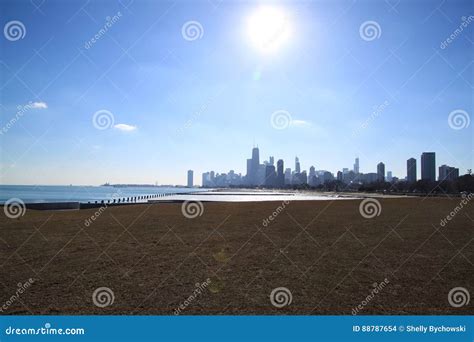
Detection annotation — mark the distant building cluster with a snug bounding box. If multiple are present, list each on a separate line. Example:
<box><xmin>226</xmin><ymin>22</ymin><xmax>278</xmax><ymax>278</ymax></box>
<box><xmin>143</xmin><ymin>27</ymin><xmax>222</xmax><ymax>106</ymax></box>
<box><xmin>187</xmin><ymin>147</ymin><xmax>462</xmax><ymax>188</ymax></box>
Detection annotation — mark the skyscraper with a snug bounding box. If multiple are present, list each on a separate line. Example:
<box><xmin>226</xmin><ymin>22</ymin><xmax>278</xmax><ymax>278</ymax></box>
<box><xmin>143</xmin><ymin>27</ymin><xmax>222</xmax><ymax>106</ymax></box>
<box><xmin>295</xmin><ymin>156</ymin><xmax>301</xmax><ymax>174</ymax></box>
<box><xmin>246</xmin><ymin>147</ymin><xmax>260</xmax><ymax>186</ymax></box>
<box><xmin>421</xmin><ymin>152</ymin><xmax>436</xmax><ymax>182</ymax></box>
<box><xmin>439</xmin><ymin>165</ymin><xmax>459</xmax><ymax>181</ymax></box>
<box><xmin>387</xmin><ymin>171</ymin><xmax>393</xmax><ymax>182</ymax></box>
<box><xmin>187</xmin><ymin>170</ymin><xmax>194</xmax><ymax>187</ymax></box>
<box><xmin>265</xmin><ymin>164</ymin><xmax>276</xmax><ymax>187</ymax></box>
<box><xmin>276</xmin><ymin>159</ymin><xmax>284</xmax><ymax>187</ymax></box>
<box><xmin>407</xmin><ymin>158</ymin><xmax>417</xmax><ymax>183</ymax></box>
<box><xmin>202</xmin><ymin>172</ymin><xmax>210</xmax><ymax>187</ymax></box>
<box><xmin>252</xmin><ymin>147</ymin><xmax>260</xmax><ymax>165</ymax></box>
<box><xmin>377</xmin><ymin>162</ymin><xmax>385</xmax><ymax>182</ymax></box>
<box><xmin>354</xmin><ymin>157</ymin><xmax>359</xmax><ymax>174</ymax></box>
<box><xmin>284</xmin><ymin>168</ymin><xmax>292</xmax><ymax>185</ymax></box>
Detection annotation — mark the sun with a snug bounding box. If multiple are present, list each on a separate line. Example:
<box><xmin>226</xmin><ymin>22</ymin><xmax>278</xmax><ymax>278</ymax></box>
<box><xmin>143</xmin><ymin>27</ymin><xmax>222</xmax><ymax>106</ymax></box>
<box><xmin>246</xmin><ymin>6</ymin><xmax>291</xmax><ymax>54</ymax></box>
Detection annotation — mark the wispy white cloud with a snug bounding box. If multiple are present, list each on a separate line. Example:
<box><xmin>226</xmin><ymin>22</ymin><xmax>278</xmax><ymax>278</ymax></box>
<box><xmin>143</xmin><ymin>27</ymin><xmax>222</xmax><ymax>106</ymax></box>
<box><xmin>30</xmin><ymin>101</ymin><xmax>48</xmax><ymax>109</ymax></box>
<box><xmin>114</xmin><ymin>123</ymin><xmax>137</xmax><ymax>132</ymax></box>
<box><xmin>290</xmin><ymin>119</ymin><xmax>312</xmax><ymax>127</ymax></box>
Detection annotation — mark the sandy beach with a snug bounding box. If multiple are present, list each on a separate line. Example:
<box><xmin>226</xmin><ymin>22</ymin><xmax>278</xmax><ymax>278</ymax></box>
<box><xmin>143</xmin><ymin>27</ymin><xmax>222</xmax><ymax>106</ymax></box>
<box><xmin>0</xmin><ymin>197</ymin><xmax>472</xmax><ymax>315</ymax></box>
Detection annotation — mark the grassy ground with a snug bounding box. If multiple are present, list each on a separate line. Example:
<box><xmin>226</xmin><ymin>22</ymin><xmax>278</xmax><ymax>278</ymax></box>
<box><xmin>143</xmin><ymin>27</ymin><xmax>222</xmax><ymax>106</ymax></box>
<box><xmin>0</xmin><ymin>198</ymin><xmax>472</xmax><ymax>315</ymax></box>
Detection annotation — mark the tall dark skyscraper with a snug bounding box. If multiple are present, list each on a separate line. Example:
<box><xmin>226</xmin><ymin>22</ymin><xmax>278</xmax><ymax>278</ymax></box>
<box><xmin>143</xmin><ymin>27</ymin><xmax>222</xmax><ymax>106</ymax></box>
<box><xmin>377</xmin><ymin>162</ymin><xmax>385</xmax><ymax>182</ymax></box>
<box><xmin>295</xmin><ymin>156</ymin><xmax>300</xmax><ymax>174</ymax></box>
<box><xmin>421</xmin><ymin>152</ymin><xmax>436</xmax><ymax>182</ymax></box>
<box><xmin>252</xmin><ymin>147</ymin><xmax>260</xmax><ymax>164</ymax></box>
<box><xmin>276</xmin><ymin>159</ymin><xmax>284</xmax><ymax>187</ymax></box>
<box><xmin>245</xmin><ymin>146</ymin><xmax>260</xmax><ymax>185</ymax></box>
<box><xmin>407</xmin><ymin>158</ymin><xmax>417</xmax><ymax>183</ymax></box>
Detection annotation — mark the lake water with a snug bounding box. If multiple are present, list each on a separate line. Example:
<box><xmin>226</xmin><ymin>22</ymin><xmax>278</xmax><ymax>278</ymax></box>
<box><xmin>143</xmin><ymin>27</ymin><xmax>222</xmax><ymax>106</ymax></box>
<box><xmin>0</xmin><ymin>185</ymin><xmax>199</xmax><ymax>204</ymax></box>
<box><xmin>155</xmin><ymin>191</ymin><xmax>357</xmax><ymax>202</ymax></box>
<box><xmin>0</xmin><ymin>186</ymin><xmax>361</xmax><ymax>204</ymax></box>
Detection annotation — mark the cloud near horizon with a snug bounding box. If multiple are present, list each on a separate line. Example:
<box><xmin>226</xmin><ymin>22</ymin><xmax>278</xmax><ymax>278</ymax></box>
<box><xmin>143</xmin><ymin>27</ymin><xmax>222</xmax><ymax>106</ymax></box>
<box><xmin>114</xmin><ymin>123</ymin><xmax>137</xmax><ymax>132</ymax></box>
<box><xmin>290</xmin><ymin>119</ymin><xmax>312</xmax><ymax>127</ymax></box>
<box><xmin>30</xmin><ymin>101</ymin><xmax>48</xmax><ymax>109</ymax></box>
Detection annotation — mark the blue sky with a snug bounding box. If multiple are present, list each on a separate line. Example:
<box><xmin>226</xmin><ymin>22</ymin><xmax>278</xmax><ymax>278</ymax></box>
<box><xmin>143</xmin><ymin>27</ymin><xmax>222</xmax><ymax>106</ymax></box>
<box><xmin>0</xmin><ymin>0</ymin><xmax>472</xmax><ymax>185</ymax></box>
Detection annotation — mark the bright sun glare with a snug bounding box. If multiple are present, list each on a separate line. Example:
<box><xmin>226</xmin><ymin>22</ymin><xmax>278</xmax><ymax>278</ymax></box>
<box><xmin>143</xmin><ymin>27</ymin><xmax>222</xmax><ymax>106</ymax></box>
<box><xmin>247</xmin><ymin>6</ymin><xmax>291</xmax><ymax>53</ymax></box>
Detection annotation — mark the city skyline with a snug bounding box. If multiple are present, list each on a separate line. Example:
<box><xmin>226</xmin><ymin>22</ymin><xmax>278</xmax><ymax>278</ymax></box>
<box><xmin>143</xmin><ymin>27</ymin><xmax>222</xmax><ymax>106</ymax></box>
<box><xmin>195</xmin><ymin>146</ymin><xmax>465</xmax><ymax>188</ymax></box>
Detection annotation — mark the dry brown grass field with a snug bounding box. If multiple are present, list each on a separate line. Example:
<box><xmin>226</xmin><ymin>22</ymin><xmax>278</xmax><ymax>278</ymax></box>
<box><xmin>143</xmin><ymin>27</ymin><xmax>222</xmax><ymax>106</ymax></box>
<box><xmin>0</xmin><ymin>198</ymin><xmax>472</xmax><ymax>315</ymax></box>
